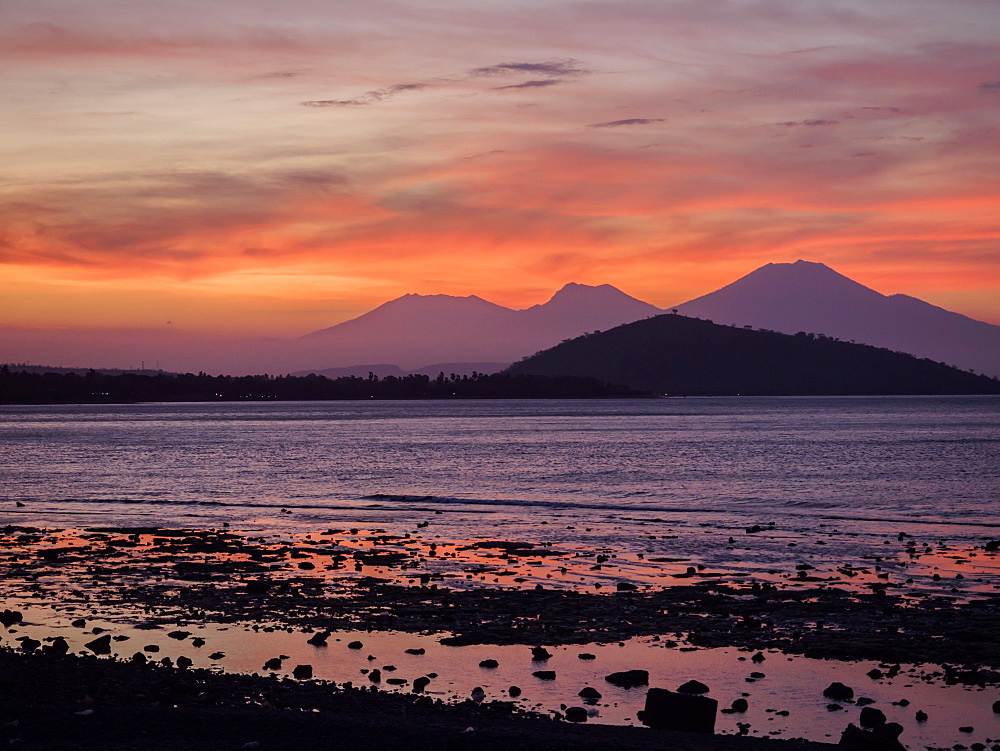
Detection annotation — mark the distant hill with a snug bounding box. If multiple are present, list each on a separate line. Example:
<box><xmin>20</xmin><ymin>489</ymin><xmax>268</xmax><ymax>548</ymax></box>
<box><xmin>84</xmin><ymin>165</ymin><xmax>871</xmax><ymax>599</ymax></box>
<box><xmin>508</xmin><ymin>314</ymin><xmax>1000</xmax><ymax>396</ymax></box>
<box><xmin>298</xmin><ymin>283</ymin><xmax>660</xmax><ymax>368</ymax></box>
<box><xmin>674</xmin><ymin>260</ymin><xmax>1000</xmax><ymax>378</ymax></box>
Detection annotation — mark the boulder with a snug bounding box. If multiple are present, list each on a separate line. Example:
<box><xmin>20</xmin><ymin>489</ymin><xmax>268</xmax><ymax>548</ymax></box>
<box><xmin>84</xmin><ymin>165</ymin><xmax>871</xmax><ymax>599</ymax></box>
<box><xmin>839</xmin><ymin>722</ymin><xmax>904</xmax><ymax>750</ymax></box>
<box><xmin>532</xmin><ymin>670</ymin><xmax>557</xmax><ymax>681</ymax></box>
<box><xmin>479</xmin><ymin>659</ymin><xmax>499</xmax><ymax>669</ymax></box>
<box><xmin>263</xmin><ymin>657</ymin><xmax>282</xmax><ymax>670</ymax></box>
<box><xmin>509</xmin><ymin>686</ymin><xmax>522</xmax><ymax>697</ymax></box>
<box><xmin>677</xmin><ymin>680</ymin><xmax>710</xmax><ymax>694</ymax></box>
<box><xmin>293</xmin><ymin>664</ymin><xmax>313</xmax><ymax>680</ymax></box>
<box><xmin>307</xmin><ymin>631</ymin><xmax>330</xmax><ymax>647</ymax></box>
<box><xmin>413</xmin><ymin>676</ymin><xmax>431</xmax><ymax>693</ymax></box>
<box><xmin>84</xmin><ymin>634</ymin><xmax>112</xmax><ymax>655</ymax></box>
<box><xmin>0</xmin><ymin>610</ymin><xmax>23</xmax><ymax>628</ymax></box>
<box><xmin>860</xmin><ymin>707</ymin><xmax>887</xmax><ymax>728</ymax></box>
<box><xmin>605</xmin><ymin>670</ymin><xmax>649</xmax><ymax>689</ymax></box>
<box><xmin>640</xmin><ymin>688</ymin><xmax>717</xmax><ymax>733</ymax></box>
<box><xmin>579</xmin><ymin>687</ymin><xmax>602</xmax><ymax>700</ymax></box>
<box><xmin>565</xmin><ymin>707</ymin><xmax>588</xmax><ymax>722</ymax></box>
<box><xmin>347</xmin><ymin>641</ymin><xmax>363</xmax><ymax>650</ymax></box>
<box><xmin>43</xmin><ymin>636</ymin><xmax>69</xmax><ymax>655</ymax></box>
<box><xmin>824</xmin><ymin>682</ymin><xmax>854</xmax><ymax>701</ymax></box>
<box><xmin>531</xmin><ymin>646</ymin><xmax>552</xmax><ymax>661</ymax></box>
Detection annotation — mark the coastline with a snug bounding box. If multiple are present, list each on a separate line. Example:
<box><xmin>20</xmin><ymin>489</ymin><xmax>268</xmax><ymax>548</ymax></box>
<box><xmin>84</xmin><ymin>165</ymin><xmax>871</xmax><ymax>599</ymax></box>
<box><xmin>3</xmin><ymin>524</ymin><xmax>999</xmax><ymax>749</ymax></box>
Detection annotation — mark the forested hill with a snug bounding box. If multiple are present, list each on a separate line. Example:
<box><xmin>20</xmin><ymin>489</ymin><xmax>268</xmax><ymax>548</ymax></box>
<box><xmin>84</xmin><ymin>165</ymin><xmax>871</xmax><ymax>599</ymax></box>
<box><xmin>0</xmin><ymin>368</ymin><xmax>639</xmax><ymax>404</ymax></box>
<box><xmin>508</xmin><ymin>314</ymin><xmax>1000</xmax><ymax>396</ymax></box>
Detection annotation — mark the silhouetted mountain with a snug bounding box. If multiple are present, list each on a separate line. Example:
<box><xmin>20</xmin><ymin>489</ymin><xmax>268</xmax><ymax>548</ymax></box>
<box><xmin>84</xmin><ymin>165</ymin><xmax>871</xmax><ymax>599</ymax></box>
<box><xmin>674</xmin><ymin>260</ymin><xmax>1000</xmax><ymax>377</ymax></box>
<box><xmin>297</xmin><ymin>284</ymin><xmax>659</xmax><ymax>368</ymax></box>
<box><xmin>508</xmin><ymin>314</ymin><xmax>1000</xmax><ymax>396</ymax></box>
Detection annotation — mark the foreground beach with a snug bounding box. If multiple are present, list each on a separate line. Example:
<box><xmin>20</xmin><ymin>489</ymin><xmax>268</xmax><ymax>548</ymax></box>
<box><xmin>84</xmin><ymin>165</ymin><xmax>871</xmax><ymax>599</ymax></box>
<box><xmin>2</xmin><ymin>523</ymin><xmax>999</xmax><ymax>749</ymax></box>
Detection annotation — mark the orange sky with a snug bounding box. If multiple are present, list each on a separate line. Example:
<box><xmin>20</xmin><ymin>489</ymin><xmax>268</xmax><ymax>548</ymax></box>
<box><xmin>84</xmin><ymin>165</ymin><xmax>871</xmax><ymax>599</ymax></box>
<box><xmin>2</xmin><ymin>0</ymin><xmax>999</xmax><ymax>335</ymax></box>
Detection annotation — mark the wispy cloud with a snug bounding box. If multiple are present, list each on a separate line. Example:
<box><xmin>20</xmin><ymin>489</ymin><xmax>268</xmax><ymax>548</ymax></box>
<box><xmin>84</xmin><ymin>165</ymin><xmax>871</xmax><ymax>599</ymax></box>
<box><xmin>470</xmin><ymin>60</ymin><xmax>587</xmax><ymax>78</ymax></box>
<box><xmin>302</xmin><ymin>82</ymin><xmax>427</xmax><ymax>107</ymax></box>
<box><xmin>589</xmin><ymin>118</ymin><xmax>665</xmax><ymax>128</ymax></box>
<box><xmin>494</xmin><ymin>79</ymin><xmax>562</xmax><ymax>91</ymax></box>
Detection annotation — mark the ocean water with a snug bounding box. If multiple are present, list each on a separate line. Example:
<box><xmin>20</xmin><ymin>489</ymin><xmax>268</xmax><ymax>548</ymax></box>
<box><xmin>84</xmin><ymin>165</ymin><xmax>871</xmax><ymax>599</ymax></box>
<box><xmin>2</xmin><ymin>396</ymin><xmax>998</xmax><ymax>580</ymax></box>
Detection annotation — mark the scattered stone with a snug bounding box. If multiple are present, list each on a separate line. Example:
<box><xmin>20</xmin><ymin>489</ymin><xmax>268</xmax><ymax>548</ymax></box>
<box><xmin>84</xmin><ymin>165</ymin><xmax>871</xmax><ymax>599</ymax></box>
<box><xmin>992</xmin><ymin>701</ymin><xmax>1000</xmax><ymax>714</ymax></box>
<box><xmin>191</xmin><ymin>637</ymin><xmax>205</xmax><ymax>647</ymax></box>
<box><xmin>578</xmin><ymin>687</ymin><xmax>602</xmax><ymax>700</ymax></box>
<box><xmin>640</xmin><ymin>688</ymin><xmax>717</xmax><ymax>733</ymax></box>
<box><xmin>616</xmin><ymin>582</ymin><xmax>637</xmax><ymax>591</ymax></box>
<box><xmin>404</xmin><ymin>648</ymin><xmax>425</xmax><ymax>655</ymax></box>
<box><xmin>676</xmin><ymin>679</ymin><xmax>710</xmax><ymax>695</ymax></box>
<box><xmin>532</xmin><ymin>671</ymin><xmax>556</xmax><ymax>681</ymax></box>
<box><xmin>840</xmin><ymin>721</ymin><xmax>904</xmax><ymax>750</ymax></box>
<box><xmin>385</xmin><ymin>678</ymin><xmax>407</xmax><ymax>685</ymax></box>
<box><xmin>824</xmin><ymin>682</ymin><xmax>854</xmax><ymax>701</ymax></box>
<box><xmin>143</xmin><ymin>644</ymin><xmax>159</xmax><ymax>653</ymax></box>
<box><xmin>731</xmin><ymin>699</ymin><xmax>749</xmax><ymax>712</ymax></box>
<box><xmin>42</xmin><ymin>637</ymin><xmax>69</xmax><ymax>655</ymax></box>
<box><xmin>262</xmin><ymin>657</ymin><xmax>282</xmax><ymax>671</ymax></box>
<box><xmin>84</xmin><ymin>634</ymin><xmax>112</xmax><ymax>655</ymax></box>
<box><xmin>70</xmin><ymin>619</ymin><xmax>86</xmax><ymax>628</ymax></box>
<box><xmin>960</xmin><ymin>727</ymin><xmax>975</xmax><ymax>733</ymax></box>
<box><xmin>915</xmin><ymin>711</ymin><xmax>928</xmax><ymax>722</ymax></box>
<box><xmin>751</xmin><ymin>652</ymin><xmax>766</xmax><ymax>663</ymax></box>
<box><xmin>471</xmin><ymin>687</ymin><xmax>486</xmax><ymax>702</ymax></box>
<box><xmin>307</xmin><ymin>631</ymin><xmax>330</xmax><ymax>647</ymax></box>
<box><xmin>292</xmin><ymin>664</ymin><xmax>312</xmax><ymax>680</ymax></box>
<box><xmin>209</xmin><ymin>652</ymin><xmax>225</xmax><ymax>660</ymax></box>
<box><xmin>509</xmin><ymin>686</ymin><xmax>522</xmax><ymax>698</ymax></box>
<box><xmin>0</xmin><ymin>610</ymin><xmax>23</xmax><ymax>628</ymax></box>
<box><xmin>565</xmin><ymin>706</ymin><xmax>588</xmax><ymax>722</ymax></box>
<box><xmin>176</xmin><ymin>655</ymin><xmax>192</xmax><ymax>669</ymax></box>
<box><xmin>368</xmin><ymin>669</ymin><xmax>381</xmax><ymax>683</ymax></box>
<box><xmin>861</xmin><ymin>707</ymin><xmax>887</xmax><ymax>728</ymax></box>
<box><xmin>531</xmin><ymin>646</ymin><xmax>552</xmax><ymax>661</ymax></box>
<box><xmin>413</xmin><ymin>676</ymin><xmax>431</xmax><ymax>693</ymax></box>
<box><xmin>479</xmin><ymin>659</ymin><xmax>499</xmax><ymax>669</ymax></box>
<box><xmin>167</xmin><ymin>630</ymin><xmax>190</xmax><ymax>641</ymax></box>
<box><xmin>857</xmin><ymin>697</ymin><xmax>876</xmax><ymax>706</ymax></box>
<box><xmin>347</xmin><ymin>641</ymin><xmax>363</xmax><ymax>650</ymax></box>
<box><xmin>605</xmin><ymin>670</ymin><xmax>649</xmax><ymax>689</ymax></box>
<box><xmin>578</xmin><ymin>653</ymin><xmax>596</xmax><ymax>660</ymax></box>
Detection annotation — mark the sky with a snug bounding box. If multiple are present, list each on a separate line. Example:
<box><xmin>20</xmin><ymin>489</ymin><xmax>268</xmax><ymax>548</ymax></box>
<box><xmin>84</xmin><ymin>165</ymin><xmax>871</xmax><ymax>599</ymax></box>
<box><xmin>3</xmin><ymin>0</ymin><xmax>1000</xmax><ymax>336</ymax></box>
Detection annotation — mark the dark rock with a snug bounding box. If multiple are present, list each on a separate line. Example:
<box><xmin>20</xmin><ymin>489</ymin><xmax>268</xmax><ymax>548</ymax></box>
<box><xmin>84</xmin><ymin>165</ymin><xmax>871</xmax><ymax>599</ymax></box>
<box><xmin>605</xmin><ymin>670</ymin><xmax>649</xmax><ymax>689</ymax></box>
<box><xmin>176</xmin><ymin>655</ymin><xmax>193</xmax><ymax>669</ymax></box>
<box><xmin>368</xmin><ymin>669</ymin><xmax>381</xmax><ymax>683</ymax></box>
<box><xmin>143</xmin><ymin>644</ymin><xmax>159</xmax><ymax>653</ymax></box>
<box><xmin>579</xmin><ymin>687</ymin><xmax>602</xmax><ymax>700</ymax></box>
<box><xmin>191</xmin><ymin>637</ymin><xmax>205</xmax><ymax>648</ymax></box>
<box><xmin>915</xmin><ymin>711</ymin><xmax>928</xmax><ymax>722</ymax></box>
<box><xmin>677</xmin><ymin>679</ymin><xmax>710</xmax><ymax>695</ymax></box>
<box><xmin>531</xmin><ymin>646</ymin><xmax>552</xmax><ymax>661</ymax></box>
<box><xmin>263</xmin><ymin>657</ymin><xmax>282</xmax><ymax>670</ymax></box>
<box><xmin>867</xmin><ymin>669</ymin><xmax>884</xmax><ymax>680</ymax></box>
<box><xmin>84</xmin><ymin>634</ymin><xmax>112</xmax><ymax>655</ymax></box>
<box><xmin>42</xmin><ymin>636</ymin><xmax>69</xmax><ymax>655</ymax></box>
<box><xmin>731</xmin><ymin>698</ymin><xmax>749</xmax><ymax>712</ymax></box>
<box><xmin>616</xmin><ymin>582</ymin><xmax>638</xmax><ymax>591</ymax></box>
<box><xmin>751</xmin><ymin>652</ymin><xmax>766</xmax><ymax>663</ymax></box>
<box><xmin>641</xmin><ymin>688</ymin><xmax>717</xmax><ymax>733</ymax></box>
<box><xmin>292</xmin><ymin>664</ymin><xmax>312</xmax><ymax>679</ymax></box>
<box><xmin>857</xmin><ymin>697</ymin><xmax>876</xmax><ymax>706</ymax></box>
<box><xmin>405</xmin><ymin>648</ymin><xmax>425</xmax><ymax>655</ymax></box>
<box><xmin>509</xmin><ymin>686</ymin><xmax>522</xmax><ymax>697</ymax></box>
<box><xmin>565</xmin><ymin>706</ymin><xmax>588</xmax><ymax>722</ymax></box>
<box><xmin>824</xmin><ymin>682</ymin><xmax>855</xmax><ymax>701</ymax></box>
<box><xmin>0</xmin><ymin>610</ymin><xmax>23</xmax><ymax>628</ymax></box>
<box><xmin>245</xmin><ymin>579</ymin><xmax>272</xmax><ymax>594</ymax></box>
<box><xmin>578</xmin><ymin>653</ymin><xmax>597</xmax><ymax>660</ymax></box>
<box><xmin>413</xmin><ymin>676</ymin><xmax>431</xmax><ymax>693</ymax></box>
<box><xmin>992</xmin><ymin>700</ymin><xmax>1000</xmax><ymax>714</ymax></box>
<box><xmin>861</xmin><ymin>707</ymin><xmax>887</xmax><ymax>728</ymax></box>
<box><xmin>209</xmin><ymin>651</ymin><xmax>225</xmax><ymax>660</ymax></box>
<box><xmin>167</xmin><ymin>630</ymin><xmax>190</xmax><ymax>640</ymax></box>
<box><xmin>532</xmin><ymin>670</ymin><xmax>557</xmax><ymax>680</ymax></box>
<box><xmin>386</xmin><ymin>678</ymin><xmax>407</xmax><ymax>685</ymax></box>
<box><xmin>307</xmin><ymin>631</ymin><xmax>330</xmax><ymax>647</ymax></box>
<box><xmin>479</xmin><ymin>659</ymin><xmax>499</xmax><ymax>669</ymax></box>
<box><xmin>960</xmin><ymin>727</ymin><xmax>975</xmax><ymax>733</ymax></box>
<box><xmin>18</xmin><ymin>637</ymin><xmax>41</xmax><ymax>652</ymax></box>
<box><xmin>347</xmin><ymin>641</ymin><xmax>363</xmax><ymax>650</ymax></box>
<box><xmin>471</xmin><ymin>687</ymin><xmax>486</xmax><ymax>702</ymax></box>
<box><xmin>71</xmin><ymin>619</ymin><xmax>86</xmax><ymax>628</ymax></box>
<box><xmin>840</xmin><ymin>722</ymin><xmax>904</xmax><ymax>750</ymax></box>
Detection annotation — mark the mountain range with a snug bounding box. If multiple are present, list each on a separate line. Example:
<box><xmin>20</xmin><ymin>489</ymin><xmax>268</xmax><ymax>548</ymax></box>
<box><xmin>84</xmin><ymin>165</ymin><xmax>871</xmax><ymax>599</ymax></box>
<box><xmin>3</xmin><ymin>261</ymin><xmax>998</xmax><ymax>378</ymax></box>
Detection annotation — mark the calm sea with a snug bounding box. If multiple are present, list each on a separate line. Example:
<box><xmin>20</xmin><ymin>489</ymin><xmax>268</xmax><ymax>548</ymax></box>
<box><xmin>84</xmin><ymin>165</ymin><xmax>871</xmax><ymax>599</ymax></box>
<box><xmin>2</xmin><ymin>396</ymin><xmax>998</xmax><ymax>573</ymax></box>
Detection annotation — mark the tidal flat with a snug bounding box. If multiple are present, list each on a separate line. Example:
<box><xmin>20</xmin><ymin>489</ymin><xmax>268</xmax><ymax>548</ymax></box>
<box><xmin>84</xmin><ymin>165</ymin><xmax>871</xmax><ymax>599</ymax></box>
<box><xmin>2</xmin><ymin>522</ymin><xmax>999</xmax><ymax>750</ymax></box>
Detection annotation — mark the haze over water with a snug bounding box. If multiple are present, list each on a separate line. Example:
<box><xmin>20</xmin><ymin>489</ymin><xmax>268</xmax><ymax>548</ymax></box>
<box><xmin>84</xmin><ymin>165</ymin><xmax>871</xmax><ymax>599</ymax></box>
<box><xmin>3</xmin><ymin>397</ymin><xmax>998</xmax><ymax>576</ymax></box>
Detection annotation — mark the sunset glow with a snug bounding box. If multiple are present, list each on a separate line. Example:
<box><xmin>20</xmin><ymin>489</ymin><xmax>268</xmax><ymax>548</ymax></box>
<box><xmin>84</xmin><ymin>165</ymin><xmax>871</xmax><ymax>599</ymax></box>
<box><xmin>3</xmin><ymin>0</ymin><xmax>1000</xmax><ymax>335</ymax></box>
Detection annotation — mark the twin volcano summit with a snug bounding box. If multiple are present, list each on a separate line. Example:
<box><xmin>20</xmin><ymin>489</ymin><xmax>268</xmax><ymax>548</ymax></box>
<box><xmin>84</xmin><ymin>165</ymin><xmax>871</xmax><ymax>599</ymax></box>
<box><xmin>297</xmin><ymin>261</ymin><xmax>999</xmax><ymax>379</ymax></box>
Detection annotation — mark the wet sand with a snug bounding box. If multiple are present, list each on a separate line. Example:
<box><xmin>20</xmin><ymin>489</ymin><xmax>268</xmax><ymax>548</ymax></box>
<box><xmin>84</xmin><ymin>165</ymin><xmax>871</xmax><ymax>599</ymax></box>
<box><xmin>2</xmin><ymin>523</ymin><xmax>1000</xmax><ymax>749</ymax></box>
